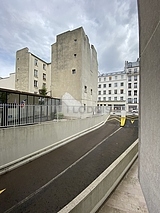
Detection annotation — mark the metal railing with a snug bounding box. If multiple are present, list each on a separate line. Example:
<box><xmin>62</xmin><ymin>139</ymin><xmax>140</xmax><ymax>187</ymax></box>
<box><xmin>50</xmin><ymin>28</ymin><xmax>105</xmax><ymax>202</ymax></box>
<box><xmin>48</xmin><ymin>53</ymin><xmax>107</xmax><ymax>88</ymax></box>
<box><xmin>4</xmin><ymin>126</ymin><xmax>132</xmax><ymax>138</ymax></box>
<box><xmin>0</xmin><ymin>104</ymin><xmax>60</xmax><ymax>128</ymax></box>
<box><xmin>0</xmin><ymin>104</ymin><xmax>110</xmax><ymax>128</ymax></box>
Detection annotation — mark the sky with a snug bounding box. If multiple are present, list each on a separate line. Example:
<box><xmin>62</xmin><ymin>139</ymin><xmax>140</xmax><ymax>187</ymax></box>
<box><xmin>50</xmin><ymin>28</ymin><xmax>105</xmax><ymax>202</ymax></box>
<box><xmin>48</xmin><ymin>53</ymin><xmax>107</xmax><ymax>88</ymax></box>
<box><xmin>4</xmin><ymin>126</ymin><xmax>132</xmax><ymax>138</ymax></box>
<box><xmin>0</xmin><ymin>0</ymin><xmax>139</xmax><ymax>78</ymax></box>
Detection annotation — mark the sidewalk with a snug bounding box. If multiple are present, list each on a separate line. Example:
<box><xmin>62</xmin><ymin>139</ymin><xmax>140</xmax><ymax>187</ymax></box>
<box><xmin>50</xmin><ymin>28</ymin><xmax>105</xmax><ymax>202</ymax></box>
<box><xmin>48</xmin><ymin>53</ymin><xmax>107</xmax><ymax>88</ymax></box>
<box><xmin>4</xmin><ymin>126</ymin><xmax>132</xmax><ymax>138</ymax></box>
<box><xmin>97</xmin><ymin>159</ymin><xmax>149</xmax><ymax>213</ymax></box>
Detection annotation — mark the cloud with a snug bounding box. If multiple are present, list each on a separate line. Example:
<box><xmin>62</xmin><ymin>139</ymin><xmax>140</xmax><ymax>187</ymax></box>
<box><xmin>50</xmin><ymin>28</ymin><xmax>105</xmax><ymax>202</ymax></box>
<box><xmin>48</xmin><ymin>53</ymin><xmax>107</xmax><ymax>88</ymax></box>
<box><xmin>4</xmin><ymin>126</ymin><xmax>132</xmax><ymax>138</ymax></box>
<box><xmin>0</xmin><ymin>0</ymin><xmax>139</xmax><ymax>77</ymax></box>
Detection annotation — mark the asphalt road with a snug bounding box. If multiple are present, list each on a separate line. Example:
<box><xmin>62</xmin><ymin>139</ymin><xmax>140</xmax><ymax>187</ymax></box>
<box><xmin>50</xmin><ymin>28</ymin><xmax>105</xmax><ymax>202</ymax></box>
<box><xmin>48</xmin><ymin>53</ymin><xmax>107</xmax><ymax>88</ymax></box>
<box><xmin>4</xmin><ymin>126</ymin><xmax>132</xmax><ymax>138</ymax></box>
<box><xmin>0</xmin><ymin>117</ymin><xmax>138</xmax><ymax>213</ymax></box>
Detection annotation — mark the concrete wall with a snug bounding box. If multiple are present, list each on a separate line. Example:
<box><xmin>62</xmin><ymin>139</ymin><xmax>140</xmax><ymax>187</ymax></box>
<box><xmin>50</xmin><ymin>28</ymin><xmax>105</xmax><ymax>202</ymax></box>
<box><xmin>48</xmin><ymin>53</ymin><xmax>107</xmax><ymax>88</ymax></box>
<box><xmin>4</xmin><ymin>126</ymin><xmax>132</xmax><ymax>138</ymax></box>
<box><xmin>58</xmin><ymin>140</ymin><xmax>138</xmax><ymax>213</ymax></box>
<box><xmin>0</xmin><ymin>114</ymin><xmax>108</xmax><ymax>175</ymax></box>
<box><xmin>138</xmin><ymin>0</ymin><xmax>160</xmax><ymax>212</ymax></box>
<box><xmin>0</xmin><ymin>73</ymin><xmax>15</xmax><ymax>90</ymax></box>
<box><xmin>51</xmin><ymin>27</ymin><xmax>98</xmax><ymax>106</ymax></box>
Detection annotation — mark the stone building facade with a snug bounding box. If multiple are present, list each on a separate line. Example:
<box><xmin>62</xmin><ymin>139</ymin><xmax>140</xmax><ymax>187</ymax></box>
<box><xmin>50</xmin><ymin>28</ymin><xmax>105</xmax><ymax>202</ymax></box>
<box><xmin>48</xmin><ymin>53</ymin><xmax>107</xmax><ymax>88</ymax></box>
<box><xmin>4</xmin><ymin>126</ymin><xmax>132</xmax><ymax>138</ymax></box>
<box><xmin>51</xmin><ymin>27</ymin><xmax>98</xmax><ymax>107</ymax></box>
<box><xmin>15</xmin><ymin>47</ymin><xmax>51</xmax><ymax>95</ymax></box>
<box><xmin>97</xmin><ymin>60</ymin><xmax>139</xmax><ymax>112</ymax></box>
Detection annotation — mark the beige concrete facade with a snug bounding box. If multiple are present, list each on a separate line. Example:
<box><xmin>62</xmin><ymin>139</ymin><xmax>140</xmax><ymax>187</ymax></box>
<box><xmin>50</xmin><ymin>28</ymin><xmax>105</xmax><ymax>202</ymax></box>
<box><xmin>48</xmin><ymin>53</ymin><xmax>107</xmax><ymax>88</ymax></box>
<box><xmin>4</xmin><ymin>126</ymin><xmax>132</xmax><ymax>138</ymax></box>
<box><xmin>0</xmin><ymin>73</ymin><xmax>15</xmax><ymax>90</ymax></box>
<box><xmin>138</xmin><ymin>0</ymin><xmax>160</xmax><ymax>212</ymax></box>
<box><xmin>51</xmin><ymin>27</ymin><xmax>98</xmax><ymax>107</ymax></box>
<box><xmin>15</xmin><ymin>47</ymin><xmax>51</xmax><ymax>95</ymax></box>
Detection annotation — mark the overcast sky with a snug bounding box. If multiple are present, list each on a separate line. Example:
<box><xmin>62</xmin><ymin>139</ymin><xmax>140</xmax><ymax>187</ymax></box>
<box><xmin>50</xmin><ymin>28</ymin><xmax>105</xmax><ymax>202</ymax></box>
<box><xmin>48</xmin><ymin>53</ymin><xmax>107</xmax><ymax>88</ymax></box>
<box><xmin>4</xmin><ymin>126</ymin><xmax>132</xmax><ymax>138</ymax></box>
<box><xmin>0</xmin><ymin>0</ymin><xmax>139</xmax><ymax>77</ymax></box>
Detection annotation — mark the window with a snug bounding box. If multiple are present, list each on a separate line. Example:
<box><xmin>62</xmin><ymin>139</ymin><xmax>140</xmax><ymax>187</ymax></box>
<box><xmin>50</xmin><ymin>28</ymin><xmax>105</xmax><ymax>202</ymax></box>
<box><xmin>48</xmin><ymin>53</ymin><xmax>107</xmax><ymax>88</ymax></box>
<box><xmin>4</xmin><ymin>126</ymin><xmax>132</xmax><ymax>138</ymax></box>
<box><xmin>114</xmin><ymin>83</ymin><xmax>117</xmax><ymax>87</ymax></box>
<box><xmin>128</xmin><ymin>83</ymin><xmax>131</xmax><ymax>88</ymax></box>
<box><xmin>34</xmin><ymin>69</ymin><xmax>38</xmax><ymax>77</ymax></box>
<box><xmin>109</xmin><ymin>83</ymin><xmax>111</xmax><ymax>87</ymax></box>
<box><xmin>114</xmin><ymin>90</ymin><xmax>117</xmax><ymax>94</ymax></box>
<box><xmin>103</xmin><ymin>97</ymin><xmax>106</xmax><ymax>101</ymax></box>
<box><xmin>98</xmin><ymin>91</ymin><xmax>101</xmax><ymax>95</ymax></box>
<box><xmin>120</xmin><ymin>89</ymin><xmax>124</xmax><ymax>94</ymax></box>
<box><xmin>17</xmin><ymin>57</ymin><xmax>20</xmax><ymax>60</ymax></box>
<box><xmin>114</xmin><ymin>97</ymin><xmax>117</xmax><ymax>101</ymax></box>
<box><xmin>43</xmin><ymin>83</ymin><xmax>46</xmax><ymax>87</ymax></box>
<box><xmin>84</xmin><ymin>86</ymin><xmax>87</xmax><ymax>93</ymax></box>
<box><xmin>43</xmin><ymin>64</ymin><xmax>46</xmax><ymax>70</ymax></box>
<box><xmin>128</xmin><ymin>76</ymin><xmax>132</xmax><ymax>81</ymax></box>
<box><xmin>121</xmin><ymin>75</ymin><xmax>124</xmax><ymax>79</ymax></box>
<box><xmin>43</xmin><ymin>73</ymin><xmax>46</xmax><ymax>80</ymax></box>
<box><xmin>134</xmin><ymin>98</ymin><xmax>137</xmax><ymax>103</ymax></box>
<box><xmin>134</xmin><ymin>75</ymin><xmax>138</xmax><ymax>81</ymax></box>
<box><xmin>72</xmin><ymin>69</ymin><xmax>76</xmax><ymax>74</ymax></box>
<box><xmin>108</xmin><ymin>90</ymin><xmax>111</xmax><ymax>94</ymax></box>
<box><xmin>134</xmin><ymin>68</ymin><xmax>137</xmax><ymax>73</ymax></box>
<box><xmin>120</xmin><ymin>96</ymin><xmax>123</xmax><ymax>101</ymax></box>
<box><xmin>74</xmin><ymin>39</ymin><xmax>77</xmax><ymax>42</ymax></box>
<box><xmin>91</xmin><ymin>89</ymin><xmax>92</xmax><ymax>95</ymax></box>
<box><xmin>104</xmin><ymin>77</ymin><xmax>106</xmax><ymax>81</ymax></box>
<box><xmin>74</xmin><ymin>54</ymin><xmax>77</xmax><ymax>57</ymax></box>
<box><xmin>128</xmin><ymin>91</ymin><xmax>132</xmax><ymax>96</ymax></box>
<box><xmin>115</xmin><ymin>76</ymin><xmax>117</xmax><ymax>80</ymax></box>
<box><xmin>34</xmin><ymin>80</ymin><xmax>38</xmax><ymax>87</ymax></box>
<box><xmin>134</xmin><ymin>83</ymin><xmax>137</xmax><ymax>88</ymax></box>
<box><xmin>120</xmin><ymin>82</ymin><xmax>124</xmax><ymax>86</ymax></box>
<box><xmin>103</xmin><ymin>90</ymin><xmax>106</xmax><ymax>95</ymax></box>
<box><xmin>98</xmin><ymin>97</ymin><xmax>101</xmax><ymax>101</ymax></box>
<box><xmin>103</xmin><ymin>84</ymin><xmax>106</xmax><ymax>88</ymax></box>
<box><xmin>108</xmin><ymin>97</ymin><xmax>111</xmax><ymax>101</ymax></box>
<box><xmin>34</xmin><ymin>59</ymin><xmax>38</xmax><ymax>66</ymax></box>
<box><xmin>99</xmin><ymin>78</ymin><xmax>101</xmax><ymax>82</ymax></box>
<box><xmin>128</xmin><ymin>69</ymin><xmax>132</xmax><ymax>73</ymax></box>
<box><xmin>109</xmin><ymin>76</ymin><xmax>112</xmax><ymax>80</ymax></box>
<box><xmin>128</xmin><ymin>98</ymin><xmax>132</xmax><ymax>103</ymax></box>
<box><xmin>134</xmin><ymin>90</ymin><xmax>137</xmax><ymax>96</ymax></box>
<box><xmin>98</xmin><ymin>84</ymin><xmax>101</xmax><ymax>88</ymax></box>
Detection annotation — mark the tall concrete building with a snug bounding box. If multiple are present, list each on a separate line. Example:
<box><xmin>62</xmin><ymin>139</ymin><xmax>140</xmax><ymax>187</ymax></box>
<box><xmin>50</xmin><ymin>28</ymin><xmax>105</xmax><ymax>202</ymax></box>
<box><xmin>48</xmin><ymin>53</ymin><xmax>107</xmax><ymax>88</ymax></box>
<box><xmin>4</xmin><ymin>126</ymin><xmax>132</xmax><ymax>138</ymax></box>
<box><xmin>51</xmin><ymin>27</ymin><xmax>98</xmax><ymax>107</ymax></box>
<box><xmin>15</xmin><ymin>47</ymin><xmax>51</xmax><ymax>95</ymax></box>
<box><xmin>138</xmin><ymin>1</ymin><xmax>160</xmax><ymax>212</ymax></box>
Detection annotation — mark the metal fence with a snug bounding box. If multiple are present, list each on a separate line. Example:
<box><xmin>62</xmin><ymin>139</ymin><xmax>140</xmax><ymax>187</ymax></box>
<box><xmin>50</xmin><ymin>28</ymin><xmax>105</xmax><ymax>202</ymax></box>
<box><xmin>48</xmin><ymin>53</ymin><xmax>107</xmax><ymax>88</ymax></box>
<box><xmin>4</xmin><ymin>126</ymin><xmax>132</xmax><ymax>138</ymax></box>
<box><xmin>0</xmin><ymin>104</ymin><xmax>110</xmax><ymax>128</ymax></box>
<box><xmin>0</xmin><ymin>104</ymin><xmax>61</xmax><ymax>128</ymax></box>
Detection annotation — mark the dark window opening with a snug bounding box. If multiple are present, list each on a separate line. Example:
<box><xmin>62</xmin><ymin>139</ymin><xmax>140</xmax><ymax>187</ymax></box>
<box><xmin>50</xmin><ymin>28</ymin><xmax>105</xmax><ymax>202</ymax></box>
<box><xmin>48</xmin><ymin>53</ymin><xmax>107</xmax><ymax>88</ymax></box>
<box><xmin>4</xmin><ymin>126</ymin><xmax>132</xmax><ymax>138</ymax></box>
<box><xmin>72</xmin><ymin>69</ymin><xmax>76</xmax><ymax>74</ymax></box>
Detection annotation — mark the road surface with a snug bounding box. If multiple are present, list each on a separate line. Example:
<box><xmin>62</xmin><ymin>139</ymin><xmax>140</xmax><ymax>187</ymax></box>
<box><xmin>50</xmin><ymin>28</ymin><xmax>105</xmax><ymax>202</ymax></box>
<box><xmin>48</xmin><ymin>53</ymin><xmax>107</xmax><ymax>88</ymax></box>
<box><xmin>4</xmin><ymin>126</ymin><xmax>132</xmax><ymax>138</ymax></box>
<box><xmin>0</xmin><ymin>116</ymin><xmax>138</xmax><ymax>213</ymax></box>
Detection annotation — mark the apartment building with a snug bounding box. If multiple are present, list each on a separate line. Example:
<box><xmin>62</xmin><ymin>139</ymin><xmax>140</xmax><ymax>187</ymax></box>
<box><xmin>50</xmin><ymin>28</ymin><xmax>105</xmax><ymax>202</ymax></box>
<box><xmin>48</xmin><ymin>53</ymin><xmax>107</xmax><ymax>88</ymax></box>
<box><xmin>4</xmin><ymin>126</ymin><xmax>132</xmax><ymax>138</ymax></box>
<box><xmin>125</xmin><ymin>60</ymin><xmax>139</xmax><ymax>112</ymax></box>
<box><xmin>97</xmin><ymin>71</ymin><xmax>127</xmax><ymax>111</ymax></box>
<box><xmin>15</xmin><ymin>47</ymin><xmax>51</xmax><ymax>95</ymax></box>
<box><xmin>97</xmin><ymin>59</ymin><xmax>139</xmax><ymax>112</ymax></box>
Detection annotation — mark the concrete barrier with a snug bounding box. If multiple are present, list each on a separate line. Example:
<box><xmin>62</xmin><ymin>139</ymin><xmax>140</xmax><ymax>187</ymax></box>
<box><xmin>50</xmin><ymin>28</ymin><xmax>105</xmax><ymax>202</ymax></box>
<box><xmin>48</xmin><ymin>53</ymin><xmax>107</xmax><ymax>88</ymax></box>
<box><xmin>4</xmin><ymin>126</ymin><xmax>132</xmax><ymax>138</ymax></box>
<box><xmin>0</xmin><ymin>114</ymin><xmax>109</xmax><ymax>175</ymax></box>
<box><xmin>58</xmin><ymin>139</ymin><xmax>138</xmax><ymax>213</ymax></box>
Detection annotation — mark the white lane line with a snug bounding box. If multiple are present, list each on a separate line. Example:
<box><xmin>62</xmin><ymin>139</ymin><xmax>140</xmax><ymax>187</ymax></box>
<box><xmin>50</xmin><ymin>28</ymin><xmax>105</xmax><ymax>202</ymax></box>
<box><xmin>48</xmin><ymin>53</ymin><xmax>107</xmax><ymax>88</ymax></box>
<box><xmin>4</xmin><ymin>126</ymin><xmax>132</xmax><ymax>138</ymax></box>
<box><xmin>5</xmin><ymin>127</ymin><xmax>122</xmax><ymax>213</ymax></box>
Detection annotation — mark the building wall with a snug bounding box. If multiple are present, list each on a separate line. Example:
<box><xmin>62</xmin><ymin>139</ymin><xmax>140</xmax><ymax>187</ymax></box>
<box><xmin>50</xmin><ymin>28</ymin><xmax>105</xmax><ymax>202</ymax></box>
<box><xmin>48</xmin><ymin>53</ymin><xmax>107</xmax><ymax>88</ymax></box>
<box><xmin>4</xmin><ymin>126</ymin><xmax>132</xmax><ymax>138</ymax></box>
<box><xmin>15</xmin><ymin>47</ymin><xmax>29</xmax><ymax>91</ymax></box>
<box><xmin>125</xmin><ymin>60</ymin><xmax>139</xmax><ymax>111</ymax></box>
<box><xmin>98</xmin><ymin>61</ymin><xmax>139</xmax><ymax>112</ymax></box>
<box><xmin>97</xmin><ymin>71</ymin><xmax>127</xmax><ymax>111</ymax></box>
<box><xmin>0</xmin><ymin>73</ymin><xmax>15</xmax><ymax>90</ymax></box>
<box><xmin>138</xmin><ymin>0</ymin><xmax>160</xmax><ymax>212</ymax></box>
<box><xmin>51</xmin><ymin>27</ymin><xmax>98</xmax><ymax>106</ymax></box>
<box><xmin>15</xmin><ymin>47</ymin><xmax>51</xmax><ymax>95</ymax></box>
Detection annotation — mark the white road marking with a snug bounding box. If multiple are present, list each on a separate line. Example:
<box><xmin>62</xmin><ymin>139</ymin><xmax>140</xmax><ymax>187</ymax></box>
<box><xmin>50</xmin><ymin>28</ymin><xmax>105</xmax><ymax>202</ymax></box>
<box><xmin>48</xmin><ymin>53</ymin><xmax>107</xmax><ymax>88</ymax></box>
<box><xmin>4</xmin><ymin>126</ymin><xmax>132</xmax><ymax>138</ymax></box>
<box><xmin>0</xmin><ymin>188</ymin><xmax>6</xmax><ymax>194</ymax></box>
<box><xmin>5</xmin><ymin>127</ymin><xmax>122</xmax><ymax>213</ymax></box>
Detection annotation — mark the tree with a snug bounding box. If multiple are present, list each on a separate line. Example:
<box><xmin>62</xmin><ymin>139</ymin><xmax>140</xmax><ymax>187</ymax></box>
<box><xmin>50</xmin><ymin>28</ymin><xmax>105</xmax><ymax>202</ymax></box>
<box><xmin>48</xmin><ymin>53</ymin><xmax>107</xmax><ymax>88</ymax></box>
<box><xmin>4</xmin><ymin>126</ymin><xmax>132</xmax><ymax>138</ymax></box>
<box><xmin>39</xmin><ymin>85</ymin><xmax>47</xmax><ymax>96</ymax></box>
